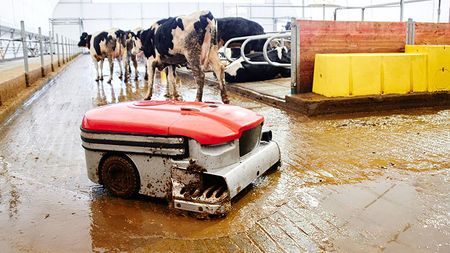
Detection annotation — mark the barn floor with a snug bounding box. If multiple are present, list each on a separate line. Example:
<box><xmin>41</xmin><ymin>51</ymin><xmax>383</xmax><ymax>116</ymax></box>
<box><xmin>0</xmin><ymin>55</ymin><xmax>449</xmax><ymax>252</ymax></box>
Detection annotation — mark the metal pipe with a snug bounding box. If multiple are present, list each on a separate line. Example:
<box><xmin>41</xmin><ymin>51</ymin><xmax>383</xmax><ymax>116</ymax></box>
<box><xmin>61</xmin><ymin>35</ymin><xmax>65</xmax><ymax>64</ymax></box>
<box><xmin>223</xmin><ymin>35</ymin><xmax>257</xmax><ymax>62</ymax></box>
<box><xmin>49</xmin><ymin>31</ymin><xmax>54</xmax><ymax>71</ymax></box>
<box><xmin>272</xmin><ymin>0</ymin><xmax>276</xmax><ymax>32</ymax></box>
<box><xmin>437</xmin><ymin>0</ymin><xmax>441</xmax><ymax>22</ymax></box>
<box><xmin>66</xmin><ymin>37</ymin><xmax>69</xmax><ymax>61</ymax></box>
<box><xmin>238</xmin><ymin>0</ymin><xmax>428</xmax><ymax>9</ymax></box>
<box><xmin>302</xmin><ymin>0</ymin><xmax>305</xmax><ymax>18</ymax></box>
<box><xmin>295</xmin><ymin>19</ymin><xmax>301</xmax><ymax>94</ymax></box>
<box><xmin>400</xmin><ymin>0</ymin><xmax>404</xmax><ymax>21</ymax></box>
<box><xmin>262</xmin><ymin>34</ymin><xmax>291</xmax><ymax>67</ymax></box>
<box><xmin>223</xmin><ymin>33</ymin><xmax>286</xmax><ymax>62</ymax></box>
<box><xmin>406</xmin><ymin>18</ymin><xmax>412</xmax><ymax>44</ymax></box>
<box><xmin>67</xmin><ymin>39</ymin><xmax>72</xmax><ymax>61</ymax></box>
<box><xmin>406</xmin><ymin>18</ymin><xmax>415</xmax><ymax>45</ymax></box>
<box><xmin>20</xmin><ymin>21</ymin><xmax>29</xmax><ymax>86</ymax></box>
<box><xmin>362</xmin><ymin>8</ymin><xmax>365</xmax><ymax>21</ymax></box>
<box><xmin>240</xmin><ymin>33</ymin><xmax>291</xmax><ymax>66</ymax></box>
<box><xmin>333</xmin><ymin>0</ymin><xmax>431</xmax><ymax>21</ymax></box>
<box><xmin>67</xmin><ymin>37</ymin><xmax>69</xmax><ymax>61</ymax></box>
<box><xmin>290</xmin><ymin>17</ymin><xmax>297</xmax><ymax>95</ymax></box>
<box><xmin>38</xmin><ymin>27</ymin><xmax>45</xmax><ymax>77</ymax></box>
<box><xmin>322</xmin><ymin>4</ymin><xmax>326</xmax><ymax>20</ymax></box>
<box><xmin>56</xmin><ymin>33</ymin><xmax>60</xmax><ymax>67</ymax></box>
<box><xmin>65</xmin><ymin>37</ymin><xmax>68</xmax><ymax>61</ymax></box>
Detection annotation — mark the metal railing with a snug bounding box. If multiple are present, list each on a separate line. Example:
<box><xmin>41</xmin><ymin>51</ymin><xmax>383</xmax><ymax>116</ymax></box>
<box><xmin>333</xmin><ymin>0</ymin><xmax>432</xmax><ymax>22</ymax></box>
<box><xmin>0</xmin><ymin>20</ymin><xmax>80</xmax><ymax>86</ymax></box>
<box><xmin>223</xmin><ymin>32</ymin><xmax>291</xmax><ymax>67</ymax></box>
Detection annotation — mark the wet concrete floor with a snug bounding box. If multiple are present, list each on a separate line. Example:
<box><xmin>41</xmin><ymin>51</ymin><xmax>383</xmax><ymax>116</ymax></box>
<box><xmin>0</xmin><ymin>55</ymin><xmax>449</xmax><ymax>252</ymax></box>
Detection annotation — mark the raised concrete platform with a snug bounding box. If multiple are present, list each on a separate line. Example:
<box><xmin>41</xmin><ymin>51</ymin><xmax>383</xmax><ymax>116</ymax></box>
<box><xmin>286</xmin><ymin>91</ymin><xmax>450</xmax><ymax>116</ymax></box>
<box><xmin>0</xmin><ymin>54</ymin><xmax>80</xmax><ymax>122</ymax></box>
<box><xmin>177</xmin><ymin>68</ymin><xmax>450</xmax><ymax>116</ymax></box>
<box><xmin>177</xmin><ymin>68</ymin><xmax>290</xmax><ymax>108</ymax></box>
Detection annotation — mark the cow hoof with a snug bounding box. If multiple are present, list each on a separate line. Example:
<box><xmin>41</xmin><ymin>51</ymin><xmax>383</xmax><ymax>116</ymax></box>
<box><xmin>99</xmin><ymin>77</ymin><xmax>104</xmax><ymax>81</ymax></box>
<box><xmin>164</xmin><ymin>93</ymin><xmax>170</xmax><ymax>98</ymax></box>
<box><xmin>143</xmin><ymin>96</ymin><xmax>151</xmax><ymax>100</ymax></box>
<box><xmin>95</xmin><ymin>78</ymin><xmax>99</xmax><ymax>82</ymax></box>
<box><xmin>135</xmin><ymin>76</ymin><xmax>139</xmax><ymax>81</ymax></box>
<box><xmin>222</xmin><ymin>98</ymin><xmax>230</xmax><ymax>104</ymax></box>
<box><xmin>118</xmin><ymin>76</ymin><xmax>123</xmax><ymax>80</ymax></box>
<box><xmin>107</xmin><ymin>79</ymin><xmax>112</xmax><ymax>84</ymax></box>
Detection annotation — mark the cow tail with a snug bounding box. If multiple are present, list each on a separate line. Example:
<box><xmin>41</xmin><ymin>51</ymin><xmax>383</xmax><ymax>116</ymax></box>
<box><xmin>200</xmin><ymin>18</ymin><xmax>215</xmax><ymax>68</ymax></box>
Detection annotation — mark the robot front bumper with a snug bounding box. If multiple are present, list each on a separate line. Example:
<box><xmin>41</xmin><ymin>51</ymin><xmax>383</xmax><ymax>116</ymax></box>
<box><xmin>171</xmin><ymin>140</ymin><xmax>281</xmax><ymax>215</ymax></box>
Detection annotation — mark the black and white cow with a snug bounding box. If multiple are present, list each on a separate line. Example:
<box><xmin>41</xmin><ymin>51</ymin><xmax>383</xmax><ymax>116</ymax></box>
<box><xmin>78</xmin><ymin>29</ymin><xmax>127</xmax><ymax>83</ymax></box>
<box><xmin>217</xmin><ymin>17</ymin><xmax>265</xmax><ymax>58</ymax></box>
<box><xmin>131</xmin><ymin>11</ymin><xmax>228</xmax><ymax>103</ymax></box>
<box><xmin>224</xmin><ymin>47</ymin><xmax>291</xmax><ymax>83</ymax></box>
<box><xmin>130</xmin><ymin>19</ymin><xmax>168</xmax><ymax>81</ymax></box>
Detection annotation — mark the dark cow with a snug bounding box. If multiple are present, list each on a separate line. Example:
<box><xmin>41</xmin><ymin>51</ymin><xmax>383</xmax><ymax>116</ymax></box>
<box><xmin>123</xmin><ymin>29</ymin><xmax>141</xmax><ymax>81</ymax></box>
<box><xmin>132</xmin><ymin>11</ymin><xmax>228</xmax><ymax>103</ymax></box>
<box><xmin>217</xmin><ymin>17</ymin><xmax>265</xmax><ymax>58</ymax></box>
<box><xmin>284</xmin><ymin>21</ymin><xmax>292</xmax><ymax>31</ymax></box>
<box><xmin>78</xmin><ymin>29</ymin><xmax>127</xmax><ymax>83</ymax></box>
<box><xmin>224</xmin><ymin>47</ymin><xmax>291</xmax><ymax>83</ymax></box>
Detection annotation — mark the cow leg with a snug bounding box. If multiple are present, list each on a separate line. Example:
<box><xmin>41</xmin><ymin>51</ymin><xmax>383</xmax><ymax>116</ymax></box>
<box><xmin>117</xmin><ymin>57</ymin><xmax>123</xmax><ymax>80</ymax></box>
<box><xmin>208</xmin><ymin>47</ymin><xmax>229</xmax><ymax>104</ymax></box>
<box><xmin>164</xmin><ymin>68</ymin><xmax>171</xmax><ymax>98</ymax></box>
<box><xmin>99</xmin><ymin>60</ymin><xmax>104</xmax><ymax>80</ymax></box>
<box><xmin>191</xmin><ymin>64</ymin><xmax>205</xmax><ymax>102</ymax></box>
<box><xmin>132</xmin><ymin>55</ymin><xmax>139</xmax><ymax>80</ymax></box>
<box><xmin>107</xmin><ymin>58</ymin><xmax>114</xmax><ymax>84</ymax></box>
<box><xmin>144</xmin><ymin>64</ymin><xmax>148</xmax><ymax>80</ymax></box>
<box><xmin>186</xmin><ymin>52</ymin><xmax>205</xmax><ymax>102</ymax></box>
<box><xmin>167</xmin><ymin>65</ymin><xmax>180</xmax><ymax>100</ymax></box>
<box><xmin>123</xmin><ymin>54</ymin><xmax>129</xmax><ymax>82</ymax></box>
<box><xmin>144</xmin><ymin>57</ymin><xmax>156</xmax><ymax>100</ymax></box>
<box><xmin>172</xmin><ymin>66</ymin><xmax>181</xmax><ymax>100</ymax></box>
<box><xmin>93</xmin><ymin>59</ymin><xmax>100</xmax><ymax>81</ymax></box>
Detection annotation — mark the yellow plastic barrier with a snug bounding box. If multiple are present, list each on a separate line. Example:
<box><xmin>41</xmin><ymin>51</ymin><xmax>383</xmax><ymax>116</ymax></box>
<box><xmin>406</xmin><ymin>45</ymin><xmax>450</xmax><ymax>92</ymax></box>
<box><xmin>313</xmin><ymin>53</ymin><xmax>428</xmax><ymax>97</ymax></box>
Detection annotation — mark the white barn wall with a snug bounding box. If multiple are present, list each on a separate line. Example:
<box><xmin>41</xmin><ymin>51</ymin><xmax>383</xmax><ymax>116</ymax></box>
<box><xmin>49</xmin><ymin>0</ymin><xmax>449</xmax><ymax>40</ymax></box>
<box><xmin>0</xmin><ymin>0</ymin><xmax>59</xmax><ymax>33</ymax></box>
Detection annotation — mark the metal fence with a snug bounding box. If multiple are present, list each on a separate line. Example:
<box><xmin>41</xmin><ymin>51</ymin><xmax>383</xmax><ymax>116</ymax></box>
<box><xmin>0</xmin><ymin>20</ymin><xmax>80</xmax><ymax>86</ymax></box>
<box><xmin>222</xmin><ymin>32</ymin><xmax>291</xmax><ymax>68</ymax></box>
<box><xmin>235</xmin><ymin>0</ymin><xmax>447</xmax><ymax>31</ymax></box>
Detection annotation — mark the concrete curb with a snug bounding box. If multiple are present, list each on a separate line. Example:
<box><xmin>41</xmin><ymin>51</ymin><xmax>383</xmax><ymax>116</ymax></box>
<box><xmin>286</xmin><ymin>92</ymin><xmax>450</xmax><ymax>116</ymax></box>
<box><xmin>0</xmin><ymin>54</ymin><xmax>81</xmax><ymax>124</ymax></box>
